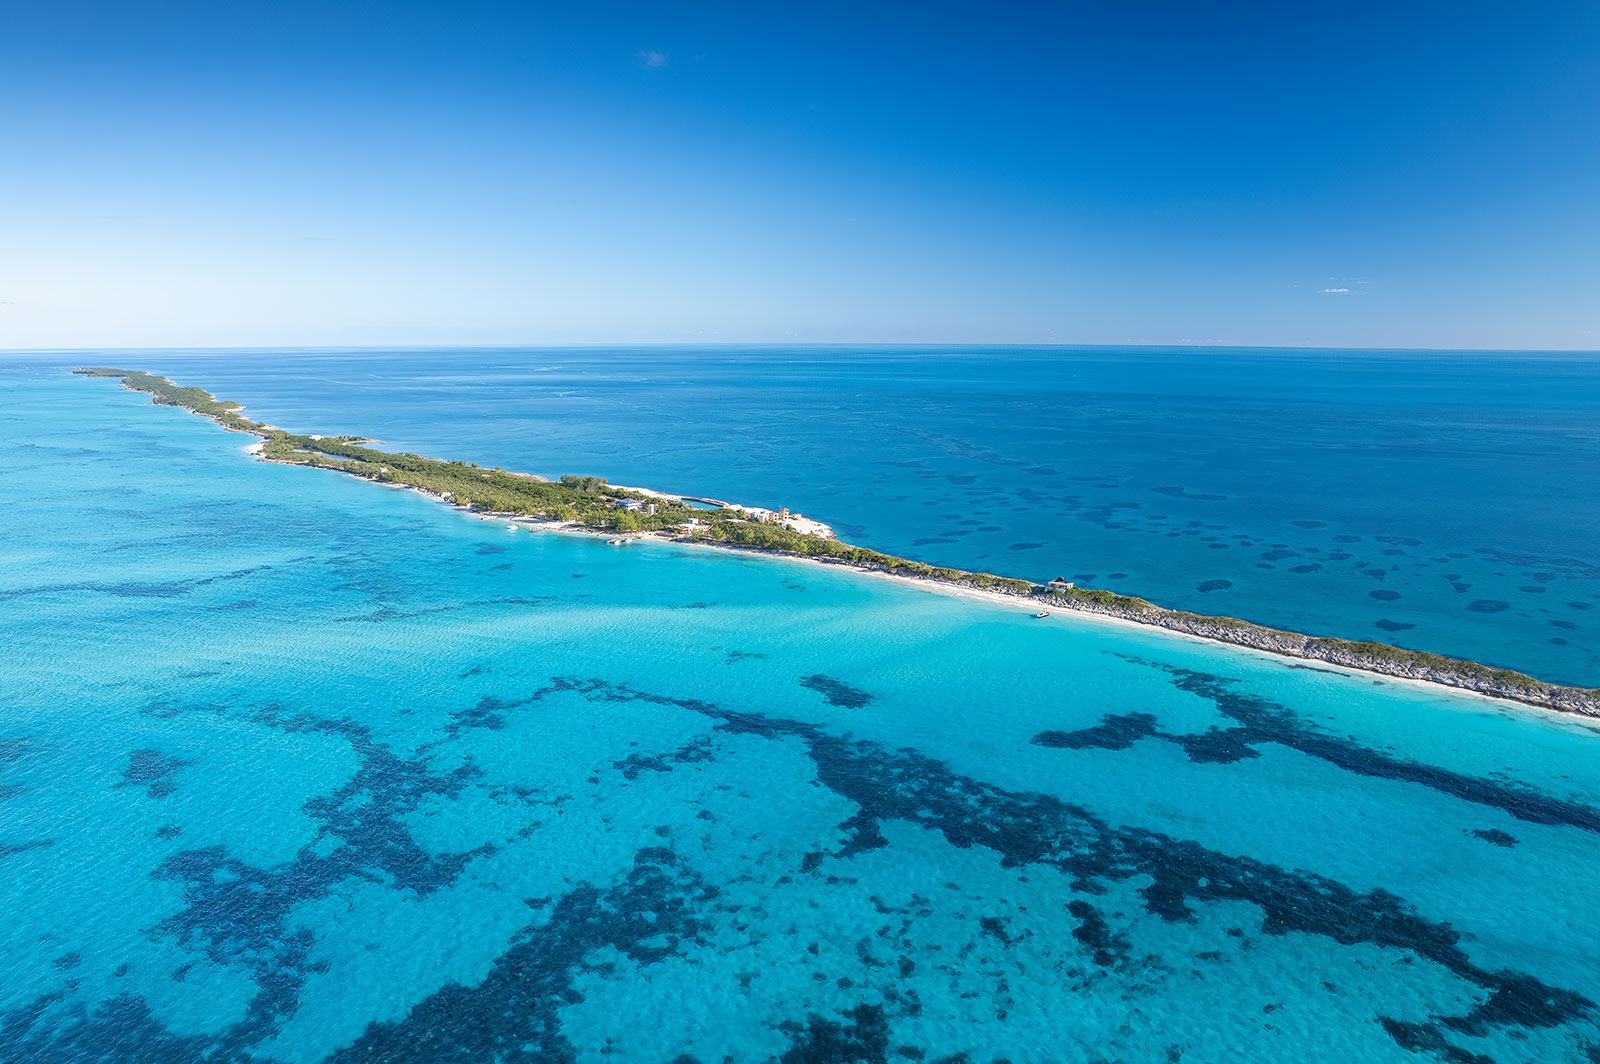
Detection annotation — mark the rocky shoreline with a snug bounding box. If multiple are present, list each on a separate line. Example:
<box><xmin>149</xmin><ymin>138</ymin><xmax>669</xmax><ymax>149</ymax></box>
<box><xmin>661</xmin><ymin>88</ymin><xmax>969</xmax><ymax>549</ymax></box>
<box><xmin>78</xmin><ymin>366</ymin><xmax>1600</xmax><ymax>721</ymax></box>
<box><xmin>670</xmin><ymin>541</ymin><xmax>1600</xmax><ymax>718</ymax></box>
<box><xmin>1033</xmin><ymin>595</ymin><xmax>1600</xmax><ymax>717</ymax></box>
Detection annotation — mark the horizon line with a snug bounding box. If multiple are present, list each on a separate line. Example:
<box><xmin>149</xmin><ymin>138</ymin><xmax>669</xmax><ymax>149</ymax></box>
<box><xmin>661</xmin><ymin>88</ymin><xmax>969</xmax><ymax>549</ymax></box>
<box><xmin>3</xmin><ymin>341</ymin><xmax>1599</xmax><ymax>357</ymax></box>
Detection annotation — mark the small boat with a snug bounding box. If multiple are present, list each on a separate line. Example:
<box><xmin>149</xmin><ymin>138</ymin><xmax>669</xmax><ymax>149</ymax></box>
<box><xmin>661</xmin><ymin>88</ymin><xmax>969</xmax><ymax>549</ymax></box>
<box><xmin>1034</xmin><ymin>610</ymin><xmax>1050</xmax><ymax>619</ymax></box>
<box><xmin>506</xmin><ymin>523</ymin><xmax>517</xmax><ymax>531</ymax></box>
<box><xmin>606</xmin><ymin>538</ymin><xmax>623</xmax><ymax>546</ymax></box>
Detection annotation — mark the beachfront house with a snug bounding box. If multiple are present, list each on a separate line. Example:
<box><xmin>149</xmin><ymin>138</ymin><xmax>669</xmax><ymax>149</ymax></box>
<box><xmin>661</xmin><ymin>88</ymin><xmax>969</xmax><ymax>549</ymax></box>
<box><xmin>619</xmin><ymin>499</ymin><xmax>646</xmax><ymax>512</ymax></box>
<box><xmin>1047</xmin><ymin>577</ymin><xmax>1075</xmax><ymax>594</ymax></box>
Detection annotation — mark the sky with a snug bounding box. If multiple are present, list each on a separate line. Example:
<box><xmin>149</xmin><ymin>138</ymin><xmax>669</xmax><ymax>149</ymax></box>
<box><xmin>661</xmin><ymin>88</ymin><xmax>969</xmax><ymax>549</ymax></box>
<box><xmin>1</xmin><ymin>0</ymin><xmax>1597</xmax><ymax>350</ymax></box>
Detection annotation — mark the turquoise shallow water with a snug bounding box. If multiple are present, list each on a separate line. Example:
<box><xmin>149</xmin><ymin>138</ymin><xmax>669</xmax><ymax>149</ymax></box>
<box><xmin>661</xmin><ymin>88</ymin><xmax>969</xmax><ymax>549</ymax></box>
<box><xmin>45</xmin><ymin>345</ymin><xmax>1600</xmax><ymax>686</ymax></box>
<box><xmin>5</xmin><ymin>367</ymin><xmax>1600</xmax><ymax>1062</ymax></box>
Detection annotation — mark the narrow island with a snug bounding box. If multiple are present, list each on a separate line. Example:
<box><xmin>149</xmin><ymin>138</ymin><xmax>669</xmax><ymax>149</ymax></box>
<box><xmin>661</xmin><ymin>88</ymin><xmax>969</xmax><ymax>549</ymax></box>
<box><xmin>75</xmin><ymin>367</ymin><xmax>1600</xmax><ymax>719</ymax></box>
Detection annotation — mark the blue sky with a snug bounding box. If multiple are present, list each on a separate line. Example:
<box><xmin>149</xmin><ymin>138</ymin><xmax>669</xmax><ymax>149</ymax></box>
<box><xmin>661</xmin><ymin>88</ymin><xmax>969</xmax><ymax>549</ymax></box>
<box><xmin>2</xmin><ymin>0</ymin><xmax>1596</xmax><ymax>349</ymax></box>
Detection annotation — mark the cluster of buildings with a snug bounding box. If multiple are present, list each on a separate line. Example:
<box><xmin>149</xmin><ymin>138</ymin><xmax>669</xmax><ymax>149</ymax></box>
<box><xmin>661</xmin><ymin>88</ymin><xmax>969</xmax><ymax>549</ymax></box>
<box><xmin>743</xmin><ymin>505</ymin><xmax>834</xmax><ymax>539</ymax></box>
<box><xmin>609</xmin><ymin>493</ymin><xmax>836</xmax><ymax>540</ymax></box>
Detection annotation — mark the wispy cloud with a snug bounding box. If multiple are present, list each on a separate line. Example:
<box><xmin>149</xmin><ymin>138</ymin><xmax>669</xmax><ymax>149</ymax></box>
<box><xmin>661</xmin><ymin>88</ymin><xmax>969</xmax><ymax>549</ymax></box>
<box><xmin>638</xmin><ymin>49</ymin><xmax>668</xmax><ymax>68</ymax></box>
<box><xmin>1321</xmin><ymin>287</ymin><xmax>1351</xmax><ymax>294</ymax></box>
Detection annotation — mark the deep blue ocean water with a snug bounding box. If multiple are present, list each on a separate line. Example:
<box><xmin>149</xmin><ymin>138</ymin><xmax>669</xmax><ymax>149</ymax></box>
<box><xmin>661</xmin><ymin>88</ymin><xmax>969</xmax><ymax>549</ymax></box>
<box><xmin>3</xmin><ymin>356</ymin><xmax>1600</xmax><ymax>1062</ymax></box>
<box><xmin>47</xmin><ymin>345</ymin><xmax>1600</xmax><ymax>687</ymax></box>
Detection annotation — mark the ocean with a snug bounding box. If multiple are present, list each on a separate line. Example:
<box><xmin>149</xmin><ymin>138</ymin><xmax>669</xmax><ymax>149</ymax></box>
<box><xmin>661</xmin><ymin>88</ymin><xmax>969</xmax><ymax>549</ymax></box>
<box><xmin>64</xmin><ymin>345</ymin><xmax>1600</xmax><ymax>687</ymax></box>
<box><xmin>2</xmin><ymin>351</ymin><xmax>1600</xmax><ymax>1062</ymax></box>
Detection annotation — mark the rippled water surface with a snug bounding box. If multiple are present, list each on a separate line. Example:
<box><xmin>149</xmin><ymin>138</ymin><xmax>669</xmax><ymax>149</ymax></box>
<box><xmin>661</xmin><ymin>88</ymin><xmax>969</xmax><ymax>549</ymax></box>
<box><xmin>3</xmin><ymin>364</ymin><xmax>1600</xmax><ymax>1063</ymax></box>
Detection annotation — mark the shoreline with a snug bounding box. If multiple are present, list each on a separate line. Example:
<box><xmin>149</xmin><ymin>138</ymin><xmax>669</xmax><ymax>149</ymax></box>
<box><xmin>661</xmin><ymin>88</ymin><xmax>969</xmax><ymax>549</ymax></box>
<box><xmin>630</xmin><ymin>529</ymin><xmax>1600</xmax><ymax>722</ymax></box>
<box><xmin>356</xmin><ymin>475</ymin><xmax>1600</xmax><ymax>723</ymax></box>
<box><xmin>449</xmin><ymin>508</ymin><xmax>1600</xmax><ymax>724</ymax></box>
<box><xmin>722</xmin><ymin>543</ymin><xmax>1600</xmax><ymax>723</ymax></box>
<box><xmin>74</xmin><ymin>366</ymin><xmax>1600</xmax><ymax>720</ymax></box>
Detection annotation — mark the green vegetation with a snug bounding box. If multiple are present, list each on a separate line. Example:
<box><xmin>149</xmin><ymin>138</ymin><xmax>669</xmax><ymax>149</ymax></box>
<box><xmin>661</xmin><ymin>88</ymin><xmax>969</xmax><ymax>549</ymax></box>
<box><xmin>76</xmin><ymin>368</ymin><xmax>264</xmax><ymax>434</ymax></box>
<box><xmin>1161</xmin><ymin>610</ymin><xmax>1264</xmax><ymax>632</ymax></box>
<box><xmin>1051</xmin><ymin>586</ymin><xmax>1159</xmax><ymax>612</ymax></box>
<box><xmin>1305</xmin><ymin>637</ymin><xmax>1560</xmax><ymax>691</ymax></box>
<box><xmin>72</xmin><ymin>366</ymin><xmax>1034</xmax><ymax>593</ymax></box>
<box><xmin>686</xmin><ymin>518</ymin><xmax>1033</xmax><ymax>592</ymax></box>
<box><xmin>73</xmin><ymin>366</ymin><xmax>1600</xmax><ymax>709</ymax></box>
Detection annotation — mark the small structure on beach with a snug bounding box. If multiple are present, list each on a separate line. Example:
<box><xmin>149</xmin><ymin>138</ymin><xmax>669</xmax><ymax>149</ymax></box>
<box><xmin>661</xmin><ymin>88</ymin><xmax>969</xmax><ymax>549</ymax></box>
<box><xmin>1047</xmin><ymin>577</ymin><xmax>1075</xmax><ymax>594</ymax></box>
